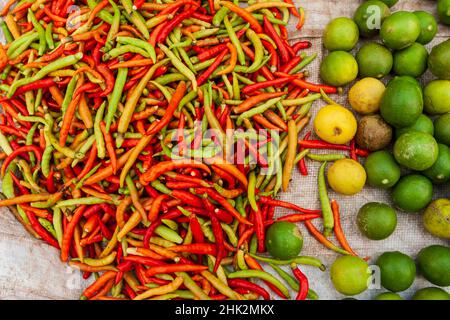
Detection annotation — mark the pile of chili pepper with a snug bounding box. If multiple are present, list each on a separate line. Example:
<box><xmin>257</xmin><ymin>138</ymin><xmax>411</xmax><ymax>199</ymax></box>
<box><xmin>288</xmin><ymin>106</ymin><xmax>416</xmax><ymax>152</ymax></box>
<box><xmin>0</xmin><ymin>0</ymin><xmax>369</xmax><ymax>300</ymax></box>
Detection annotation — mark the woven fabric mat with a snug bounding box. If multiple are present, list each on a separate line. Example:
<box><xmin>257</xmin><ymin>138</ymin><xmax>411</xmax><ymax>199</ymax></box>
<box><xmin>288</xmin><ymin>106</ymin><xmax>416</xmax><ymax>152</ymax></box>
<box><xmin>0</xmin><ymin>0</ymin><xmax>448</xmax><ymax>300</ymax></box>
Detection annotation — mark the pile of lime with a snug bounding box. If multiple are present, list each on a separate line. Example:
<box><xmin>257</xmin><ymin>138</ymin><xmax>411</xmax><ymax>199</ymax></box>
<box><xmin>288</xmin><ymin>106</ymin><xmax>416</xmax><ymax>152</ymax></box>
<box><xmin>320</xmin><ymin>0</ymin><xmax>450</xmax><ymax>299</ymax></box>
<box><xmin>330</xmin><ymin>245</ymin><xmax>450</xmax><ymax>300</ymax></box>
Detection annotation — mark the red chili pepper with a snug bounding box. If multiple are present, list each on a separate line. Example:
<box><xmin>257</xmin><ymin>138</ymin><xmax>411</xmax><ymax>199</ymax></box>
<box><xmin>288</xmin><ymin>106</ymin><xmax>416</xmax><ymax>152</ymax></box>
<box><xmin>168</xmin><ymin>243</ymin><xmax>217</xmax><ymax>255</ymax></box>
<box><xmin>145</xmin><ymin>264</ymin><xmax>208</xmax><ymax>277</ymax></box>
<box><xmin>13</xmin><ymin>78</ymin><xmax>56</xmax><ymax>96</ymax></box>
<box><xmin>156</xmin><ymin>6</ymin><xmax>199</xmax><ymax>44</ymax></box>
<box><xmin>1</xmin><ymin>145</ymin><xmax>42</xmax><ymax>176</ymax></box>
<box><xmin>279</xmin><ymin>56</ymin><xmax>302</xmax><ymax>74</ymax></box>
<box><xmin>123</xmin><ymin>255</ymin><xmax>165</xmax><ymax>266</ymax></box>
<box><xmin>291</xmin><ymin>265</ymin><xmax>309</xmax><ymax>300</ymax></box>
<box><xmin>25</xmin><ymin>210</ymin><xmax>59</xmax><ymax>248</ymax></box>
<box><xmin>189</xmin><ymin>214</ymin><xmax>205</xmax><ymax>243</ymax></box>
<box><xmin>258</xmin><ymin>196</ymin><xmax>321</xmax><ymax>215</ymax></box>
<box><xmin>191</xmin><ymin>11</ymin><xmax>213</xmax><ymax>23</ymax></box>
<box><xmin>171</xmin><ymin>190</ymin><xmax>203</xmax><ymax>208</ymax></box>
<box><xmin>253</xmin><ymin>207</ymin><xmax>265</xmax><ymax>253</ymax></box>
<box><xmin>228</xmin><ymin>279</ymin><xmax>271</xmax><ymax>300</ymax></box>
<box><xmin>147</xmin><ymin>81</ymin><xmax>187</xmax><ymax>135</ymax></box>
<box><xmin>202</xmin><ymin>198</ymin><xmax>226</xmax><ymax>272</ymax></box>
<box><xmin>96</xmin><ymin>64</ymin><xmax>115</xmax><ymax>97</ymax></box>
<box><xmin>242</xmin><ymin>76</ymin><xmax>295</xmax><ymax>95</ymax></box>
<box><xmin>299</xmin><ymin>140</ymin><xmax>370</xmax><ymax>157</ymax></box>
<box><xmin>277</xmin><ymin>213</ymin><xmax>322</xmax><ymax>223</ymax></box>
<box><xmin>263</xmin><ymin>16</ymin><xmax>290</xmax><ymax>63</ymax></box>
<box><xmin>195</xmin><ymin>187</ymin><xmax>253</xmax><ymax>226</ymax></box>
<box><xmin>291</xmin><ymin>78</ymin><xmax>337</xmax><ymax>93</ymax></box>
<box><xmin>196</xmin><ymin>44</ymin><xmax>228</xmax><ymax>62</ymax></box>
<box><xmin>292</xmin><ymin>41</ymin><xmax>312</xmax><ymax>53</ymax></box>
<box><xmin>197</xmin><ymin>49</ymin><xmax>228</xmax><ymax>86</ymax></box>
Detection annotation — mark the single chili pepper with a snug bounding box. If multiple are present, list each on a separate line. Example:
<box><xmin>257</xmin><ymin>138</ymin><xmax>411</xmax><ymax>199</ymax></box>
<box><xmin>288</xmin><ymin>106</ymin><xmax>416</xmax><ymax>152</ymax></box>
<box><xmin>318</xmin><ymin>162</ymin><xmax>334</xmax><ymax>237</ymax></box>
<box><xmin>228</xmin><ymin>278</ymin><xmax>270</xmax><ymax>300</ymax></box>
<box><xmin>263</xmin><ymin>16</ymin><xmax>290</xmax><ymax>63</ymax></box>
<box><xmin>140</xmin><ymin>160</ymin><xmax>211</xmax><ymax>186</ymax></box>
<box><xmin>81</xmin><ymin>271</ymin><xmax>116</xmax><ymax>299</ymax></box>
<box><xmin>168</xmin><ymin>243</ymin><xmax>217</xmax><ymax>255</ymax></box>
<box><xmin>304</xmin><ymin>220</ymin><xmax>350</xmax><ymax>256</ymax></box>
<box><xmin>277</xmin><ymin>213</ymin><xmax>322</xmax><ymax>223</ymax></box>
<box><xmin>61</xmin><ymin>206</ymin><xmax>86</xmax><ymax>262</ymax></box>
<box><xmin>299</xmin><ymin>140</ymin><xmax>369</xmax><ymax>157</ymax></box>
<box><xmin>331</xmin><ymin>199</ymin><xmax>358</xmax><ymax>256</ymax></box>
<box><xmin>197</xmin><ymin>50</ymin><xmax>228</xmax><ymax>86</ymax></box>
<box><xmin>145</xmin><ymin>264</ymin><xmax>208</xmax><ymax>277</ymax></box>
<box><xmin>258</xmin><ymin>196</ymin><xmax>321</xmax><ymax>214</ymax></box>
<box><xmin>291</xmin><ymin>263</ymin><xmax>309</xmax><ymax>300</ymax></box>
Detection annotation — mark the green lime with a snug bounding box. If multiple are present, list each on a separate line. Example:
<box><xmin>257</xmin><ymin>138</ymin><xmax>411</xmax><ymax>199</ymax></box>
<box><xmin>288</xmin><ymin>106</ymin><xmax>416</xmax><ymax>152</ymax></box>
<box><xmin>378</xmin><ymin>0</ymin><xmax>398</xmax><ymax>7</ymax></box>
<box><xmin>434</xmin><ymin>113</ymin><xmax>450</xmax><ymax>146</ymax></box>
<box><xmin>412</xmin><ymin>287</ymin><xmax>450</xmax><ymax>300</ymax></box>
<box><xmin>380</xmin><ymin>76</ymin><xmax>423</xmax><ymax>128</ymax></box>
<box><xmin>395</xmin><ymin>114</ymin><xmax>434</xmax><ymax>139</ymax></box>
<box><xmin>380</xmin><ymin>11</ymin><xmax>421</xmax><ymax>50</ymax></box>
<box><xmin>330</xmin><ymin>256</ymin><xmax>370</xmax><ymax>296</ymax></box>
<box><xmin>428</xmin><ymin>40</ymin><xmax>450</xmax><ymax>80</ymax></box>
<box><xmin>438</xmin><ymin>0</ymin><xmax>450</xmax><ymax>25</ymax></box>
<box><xmin>353</xmin><ymin>1</ymin><xmax>390</xmax><ymax>38</ymax></box>
<box><xmin>357</xmin><ymin>202</ymin><xmax>397</xmax><ymax>240</ymax></box>
<box><xmin>413</xmin><ymin>11</ymin><xmax>438</xmax><ymax>45</ymax></box>
<box><xmin>398</xmin><ymin>75</ymin><xmax>422</xmax><ymax>88</ymax></box>
<box><xmin>375</xmin><ymin>292</ymin><xmax>404</xmax><ymax>300</ymax></box>
<box><xmin>356</xmin><ymin>42</ymin><xmax>393</xmax><ymax>78</ymax></box>
<box><xmin>376</xmin><ymin>251</ymin><xmax>416</xmax><ymax>292</ymax></box>
<box><xmin>424</xmin><ymin>80</ymin><xmax>450</xmax><ymax>115</ymax></box>
<box><xmin>320</xmin><ymin>51</ymin><xmax>358</xmax><ymax>87</ymax></box>
<box><xmin>422</xmin><ymin>144</ymin><xmax>450</xmax><ymax>184</ymax></box>
<box><xmin>364</xmin><ymin>151</ymin><xmax>401</xmax><ymax>188</ymax></box>
<box><xmin>265</xmin><ymin>221</ymin><xmax>303</xmax><ymax>260</ymax></box>
<box><xmin>423</xmin><ymin>199</ymin><xmax>450</xmax><ymax>239</ymax></box>
<box><xmin>393</xmin><ymin>42</ymin><xmax>428</xmax><ymax>78</ymax></box>
<box><xmin>417</xmin><ymin>245</ymin><xmax>450</xmax><ymax>287</ymax></box>
<box><xmin>393</xmin><ymin>131</ymin><xmax>438</xmax><ymax>171</ymax></box>
<box><xmin>323</xmin><ymin>17</ymin><xmax>359</xmax><ymax>51</ymax></box>
<box><xmin>392</xmin><ymin>174</ymin><xmax>433</xmax><ymax>213</ymax></box>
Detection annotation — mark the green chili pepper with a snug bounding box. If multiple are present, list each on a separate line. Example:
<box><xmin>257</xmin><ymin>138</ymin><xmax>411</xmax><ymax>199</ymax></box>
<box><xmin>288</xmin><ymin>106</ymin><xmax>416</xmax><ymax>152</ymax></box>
<box><xmin>319</xmin><ymin>161</ymin><xmax>334</xmax><ymax>237</ymax></box>
<box><xmin>55</xmin><ymin>197</ymin><xmax>109</xmax><ymax>208</ymax></box>
<box><xmin>0</xmin><ymin>20</ymin><xmax>14</xmax><ymax>43</ymax></box>
<box><xmin>116</xmin><ymin>36</ymin><xmax>156</xmax><ymax>63</ymax></box>
<box><xmin>105</xmin><ymin>67</ymin><xmax>128</xmax><ymax>132</ymax></box>
<box><xmin>159</xmin><ymin>44</ymin><xmax>197</xmax><ymax>91</ymax></box>
<box><xmin>308</xmin><ymin>153</ymin><xmax>347</xmax><ymax>162</ymax></box>
<box><xmin>94</xmin><ymin>102</ymin><xmax>107</xmax><ymax>158</ymax></box>
<box><xmin>45</xmin><ymin>22</ymin><xmax>55</xmax><ymax>50</ymax></box>
<box><xmin>52</xmin><ymin>207</ymin><xmax>63</xmax><ymax>247</ymax></box>
<box><xmin>249</xmin><ymin>253</ymin><xmax>326</xmax><ymax>271</ymax></box>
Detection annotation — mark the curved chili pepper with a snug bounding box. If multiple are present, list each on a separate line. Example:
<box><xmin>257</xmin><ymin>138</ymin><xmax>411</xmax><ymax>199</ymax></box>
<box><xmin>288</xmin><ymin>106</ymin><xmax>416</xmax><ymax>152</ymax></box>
<box><xmin>96</xmin><ymin>64</ymin><xmax>115</xmax><ymax>97</ymax></box>
<box><xmin>1</xmin><ymin>145</ymin><xmax>42</xmax><ymax>176</ymax></box>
